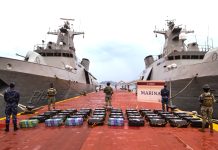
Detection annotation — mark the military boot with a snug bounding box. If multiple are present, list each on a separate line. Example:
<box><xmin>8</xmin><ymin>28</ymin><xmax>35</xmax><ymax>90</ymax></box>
<box><xmin>5</xmin><ymin>124</ymin><xmax>9</xmax><ymax>132</ymax></box>
<box><xmin>199</xmin><ymin>128</ymin><xmax>205</xmax><ymax>132</ymax></box>
<box><xmin>14</xmin><ymin>124</ymin><xmax>19</xmax><ymax>131</ymax></box>
<box><xmin>210</xmin><ymin>123</ymin><xmax>213</xmax><ymax>133</ymax></box>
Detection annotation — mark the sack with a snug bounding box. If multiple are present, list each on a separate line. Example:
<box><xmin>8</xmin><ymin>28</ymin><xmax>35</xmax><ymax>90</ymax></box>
<box><xmin>146</xmin><ymin>115</ymin><xmax>162</xmax><ymax>122</ymax></box>
<box><xmin>190</xmin><ymin>119</ymin><xmax>209</xmax><ymax>128</ymax></box>
<box><xmin>19</xmin><ymin>119</ymin><xmax>39</xmax><ymax>128</ymax></box>
<box><xmin>92</xmin><ymin>115</ymin><xmax>106</xmax><ymax>121</ymax></box>
<box><xmin>88</xmin><ymin>117</ymin><xmax>104</xmax><ymax>126</ymax></box>
<box><xmin>149</xmin><ymin>119</ymin><xmax>167</xmax><ymax>127</ymax></box>
<box><xmin>65</xmin><ymin>118</ymin><xmax>83</xmax><ymax>126</ymax></box>
<box><xmin>79</xmin><ymin>108</ymin><xmax>92</xmax><ymax>115</ymax></box>
<box><xmin>128</xmin><ymin>118</ymin><xmax>145</xmax><ymax>127</ymax></box>
<box><xmin>164</xmin><ymin>116</ymin><xmax>180</xmax><ymax>121</ymax></box>
<box><xmin>29</xmin><ymin>115</ymin><xmax>47</xmax><ymax>123</ymax></box>
<box><xmin>108</xmin><ymin>117</ymin><xmax>124</xmax><ymax>126</ymax></box>
<box><xmin>169</xmin><ymin>119</ymin><xmax>189</xmax><ymax>128</ymax></box>
<box><xmin>45</xmin><ymin>118</ymin><xmax>63</xmax><ymax>127</ymax></box>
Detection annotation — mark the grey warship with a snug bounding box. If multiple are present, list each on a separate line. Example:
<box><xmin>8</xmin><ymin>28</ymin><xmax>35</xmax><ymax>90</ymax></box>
<box><xmin>141</xmin><ymin>20</ymin><xmax>218</xmax><ymax>118</ymax></box>
<box><xmin>0</xmin><ymin>18</ymin><xmax>97</xmax><ymax>117</ymax></box>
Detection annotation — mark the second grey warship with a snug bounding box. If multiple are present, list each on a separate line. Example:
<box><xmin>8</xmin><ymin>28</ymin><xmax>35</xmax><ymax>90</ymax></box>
<box><xmin>0</xmin><ymin>18</ymin><xmax>97</xmax><ymax>117</ymax></box>
<box><xmin>141</xmin><ymin>20</ymin><xmax>218</xmax><ymax>118</ymax></box>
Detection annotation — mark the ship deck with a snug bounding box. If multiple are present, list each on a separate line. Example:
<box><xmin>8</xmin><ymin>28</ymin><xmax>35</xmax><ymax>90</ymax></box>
<box><xmin>0</xmin><ymin>90</ymin><xmax>218</xmax><ymax>150</ymax></box>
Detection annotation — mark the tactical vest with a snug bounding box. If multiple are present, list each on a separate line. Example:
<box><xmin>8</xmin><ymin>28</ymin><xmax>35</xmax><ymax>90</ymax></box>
<box><xmin>202</xmin><ymin>93</ymin><xmax>213</xmax><ymax>107</ymax></box>
<box><xmin>47</xmin><ymin>88</ymin><xmax>56</xmax><ymax>97</ymax></box>
<box><xmin>104</xmin><ymin>87</ymin><xmax>112</xmax><ymax>95</ymax></box>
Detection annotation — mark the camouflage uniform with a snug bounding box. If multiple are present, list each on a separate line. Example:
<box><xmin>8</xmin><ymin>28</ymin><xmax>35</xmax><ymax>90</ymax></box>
<box><xmin>103</xmin><ymin>86</ymin><xmax>113</xmax><ymax>107</ymax></box>
<box><xmin>47</xmin><ymin>87</ymin><xmax>57</xmax><ymax>110</ymax></box>
<box><xmin>4</xmin><ymin>88</ymin><xmax>20</xmax><ymax>131</ymax></box>
<box><xmin>160</xmin><ymin>86</ymin><xmax>170</xmax><ymax>112</ymax></box>
<box><xmin>199</xmin><ymin>91</ymin><xmax>216</xmax><ymax>132</ymax></box>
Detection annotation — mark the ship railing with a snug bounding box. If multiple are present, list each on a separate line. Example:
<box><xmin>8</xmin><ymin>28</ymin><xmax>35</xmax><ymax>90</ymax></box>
<box><xmin>34</xmin><ymin>44</ymin><xmax>46</xmax><ymax>50</ymax></box>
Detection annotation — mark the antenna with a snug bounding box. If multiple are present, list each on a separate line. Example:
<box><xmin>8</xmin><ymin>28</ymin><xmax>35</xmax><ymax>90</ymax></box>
<box><xmin>60</xmin><ymin>18</ymin><xmax>75</xmax><ymax>21</ymax></box>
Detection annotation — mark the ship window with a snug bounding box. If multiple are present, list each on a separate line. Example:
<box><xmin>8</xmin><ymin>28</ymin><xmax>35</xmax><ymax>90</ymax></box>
<box><xmin>47</xmin><ymin>53</ymin><xmax>53</xmax><ymax>56</ymax></box>
<box><xmin>200</xmin><ymin>55</ymin><xmax>204</xmax><ymax>59</ymax></box>
<box><xmin>175</xmin><ymin>55</ymin><xmax>180</xmax><ymax>60</ymax></box>
<box><xmin>168</xmin><ymin>56</ymin><xmax>174</xmax><ymax>60</ymax></box>
<box><xmin>182</xmin><ymin>55</ymin><xmax>190</xmax><ymax>59</ymax></box>
<box><xmin>41</xmin><ymin>53</ymin><xmax>46</xmax><ymax>56</ymax></box>
<box><xmin>70</xmin><ymin>54</ymin><xmax>73</xmax><ymax>57</ymax></box>
<box><xmin>54</xmin><ymin>53</ymin><xmax>61</xmax><ymax>56</ymax></box>
<box><xmin>191</xmin><ymin>55</ymin><xmax>198</xmax><ymax>59</ymax></box>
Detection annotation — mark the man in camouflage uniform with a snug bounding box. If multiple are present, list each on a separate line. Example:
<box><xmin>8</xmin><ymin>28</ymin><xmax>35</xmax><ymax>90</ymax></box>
<box><xmin>47</xmin><ymin>83</ymin><xmax>57</xmax><ymax>111</ymax></box>
<box><xmin>103</xmin><ymin>82</ymin><xmax>113</xmax><ymax>109</ymax></box>
<box><xmin>4</xmin><ymin>82</ymin><xmax>20</xmax><ymax>132</ymax></box>
<box><xmin>199</xmin><ymin>84</ymin><xmax>216</xmax><ymax>133</ymax></box>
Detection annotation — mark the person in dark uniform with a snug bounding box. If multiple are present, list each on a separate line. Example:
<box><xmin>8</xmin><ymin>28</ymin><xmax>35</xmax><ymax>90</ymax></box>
<box><xmin>103</xmin><ymin>82</ymin><xmax>113</xmax><ymax>109</ymax></box>
<box><xmin>199</xmin><ymin>84</ymin><xmax>216</xmax><ymax>133</ymax></box>
<box><xmin>47</xmin><ymin>83</ymin><xmax>57</xmax><ymax>111</ymax></box>
<box><xmin>160</xmin><ymin>84</ymin><xmax>170</xmax><ymax>112</ymax></box>
<box><xmin>4</xmin><ymin>82</ymin><xmax>20</xmax><ymax>132</ymax></box>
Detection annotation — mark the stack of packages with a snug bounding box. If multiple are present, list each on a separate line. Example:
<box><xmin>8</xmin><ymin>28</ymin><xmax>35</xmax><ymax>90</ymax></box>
<box><xmin>144</xmin><ymin>109</ymin><xmax>167</xmax><ymax>127</ymax></box>
<box><xmin>173</xmin><ymin>111</ymin><xmax>205</xmax><ymax>128</ymax></box>
<box><xmin>167</xmin><ymin>111</ymin><xmax>189</xmax><ymax>128</ymax></box>
<box><xmin>66</xmin><ymin>108</ymin><xmax>91</xmax><ymax>126</ymax></box>
<box><xmin>64</xmin><ymin>108</ymin><xmax>85</xmax><ymax>126</ymax></box>
<box><xmin>88</xmin><ymin>108</ymin><xmax>105</xmax><ymax>126</ymax></box>
<box><xmin>126</xmin><ymin>108</ymin><xmax>144</xmax><ymax>127</ymax></box>
<box><xmin>44</xmin><ymin>109</ymin><xmax>76</xmax><ymax>127</ymax></box>
<box><xmin>108</xmin><ymin>108</ymin><xmax>124</xmax><ymax>126</ymax></box>
<box><xmin>19</xmin><ymin>119</ymin><xmax>39</xmax><ymax>128</ymax></box>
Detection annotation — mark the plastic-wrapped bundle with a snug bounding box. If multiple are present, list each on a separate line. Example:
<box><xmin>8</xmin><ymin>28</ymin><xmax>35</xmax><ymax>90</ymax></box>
<box><xmin>108</xmin><ymin>117</ymin><xmax>124</xmax><ymax>126</ymax></box>
<box><xmin>65</xmin><ymin>118</ymin><xmax>83</xmax><ymax>126</ymax></box>
<box><xmin>19</xmin><ymin>119</ymin><xmax>39</xmax><ymax>128</ymax></box>
<box><xmin>45</xmin><ymin>118</ymin><xmax>63</xmax><ymax>127</ymax></box>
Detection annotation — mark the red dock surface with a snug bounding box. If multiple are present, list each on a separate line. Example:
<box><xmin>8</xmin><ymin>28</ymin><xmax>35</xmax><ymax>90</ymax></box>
<box><xmin>1</xmin><ymin>90</ymin><xmax>218</xmax><ymax>150</ymax></box>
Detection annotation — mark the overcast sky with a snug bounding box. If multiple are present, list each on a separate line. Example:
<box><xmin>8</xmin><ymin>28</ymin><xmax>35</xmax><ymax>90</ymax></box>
<box><xmin>1</xmin><ymin>0</ymin><xmax>218</xmax><ymax>82</ymax></box>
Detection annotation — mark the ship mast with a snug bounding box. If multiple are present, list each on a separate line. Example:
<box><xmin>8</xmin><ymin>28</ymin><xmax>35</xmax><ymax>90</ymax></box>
<box><xmin>154</xmin><ymin>20</ymin><xmax>194</xmax><ymax>57</ymax></box>
<box><xmin>47</xmin><ymin>18</ymin><xmax>84</xmax><ymax>51</ymax></box>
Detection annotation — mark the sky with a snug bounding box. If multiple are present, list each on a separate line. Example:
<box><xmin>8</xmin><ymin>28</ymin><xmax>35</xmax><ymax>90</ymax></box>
<box><xmin>1</xmin><ymin>0</ymin><xmax>218</xmax><ymax>83</ymax></box>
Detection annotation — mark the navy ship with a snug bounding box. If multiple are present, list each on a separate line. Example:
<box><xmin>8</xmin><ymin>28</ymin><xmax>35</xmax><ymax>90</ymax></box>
<box><xmin>0</xmin><ymin>18</ymin><xmax>97</xmax><ymax>117</ymax></box>
<box><xmin>141</xmin><ymin>20</ymin><xmax>218</xmax><ymax>118</ymax></box>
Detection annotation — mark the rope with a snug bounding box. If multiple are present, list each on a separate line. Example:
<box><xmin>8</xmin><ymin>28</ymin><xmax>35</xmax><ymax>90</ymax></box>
<box><xmin>170</xmin><ymin>74</ymin><xmax>198</xmax><ymax>100</ymax></box>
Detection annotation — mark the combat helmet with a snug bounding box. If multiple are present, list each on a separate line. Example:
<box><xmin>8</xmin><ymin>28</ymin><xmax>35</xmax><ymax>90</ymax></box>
<box><xmin>202</xmin><ymin>84</ymin><xmax>210</xmax><ymax>90</ymax></box>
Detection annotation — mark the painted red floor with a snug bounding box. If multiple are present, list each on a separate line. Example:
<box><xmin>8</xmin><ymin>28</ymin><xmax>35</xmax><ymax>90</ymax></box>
<box><xmin>0</xmin><ymin>90</ymin><xmax>218</xmax><ymax>150</ymax></box>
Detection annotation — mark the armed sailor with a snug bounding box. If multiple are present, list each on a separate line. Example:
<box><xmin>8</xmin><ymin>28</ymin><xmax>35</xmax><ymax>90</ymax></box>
<box><xmin>199</xmin><ymin>84</ymin><xmax>216</xmax><ymax>133</ymax></box>
<box><xmin>47</xmin><ymin>83</ymin><xmax>57</xmax><ymax>111</ymax></box>
<box><xmin>103</xmin><ymin>82</ymin><xmax>113</xmax><ymax>109</ymax></box>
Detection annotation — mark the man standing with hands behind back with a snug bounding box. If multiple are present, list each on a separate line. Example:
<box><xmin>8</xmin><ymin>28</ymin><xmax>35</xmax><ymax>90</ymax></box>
<box><xmin>160</xmin><ymin>84</ymin><xmax>170</xmax><ymax>112</ymax></box>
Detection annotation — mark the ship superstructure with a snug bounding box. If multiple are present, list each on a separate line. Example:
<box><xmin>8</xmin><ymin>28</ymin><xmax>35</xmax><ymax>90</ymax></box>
<box><xmin>0</xmin><ymin>18</ymin><xmax>97</xmax><ymax>117</ymax></box>
<box><xmin>141</xmin><ymin>20</ymin><xmax>218</xmax><ymax>118</ymax></box>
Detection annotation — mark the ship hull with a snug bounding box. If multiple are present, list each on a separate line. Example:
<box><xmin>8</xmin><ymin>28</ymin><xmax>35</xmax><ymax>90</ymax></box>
<box><xmin>0</xmin><ymin>70</ymin><xmax>96</xmax><ymax>118</ymax></box>
<box><xmin>167</xmin><ymin>75</ymin><xmax>218</xmax><ymax>119</ymax></box>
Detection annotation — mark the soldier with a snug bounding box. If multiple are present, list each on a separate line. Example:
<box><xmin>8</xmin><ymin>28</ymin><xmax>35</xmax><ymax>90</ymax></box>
<box><xmin>199</xmin><ymin>84</ymin><xmax>216</xmax><ymax>133</ymax></box>
<box><xmin>4</xmin><ymin>82</ymin><xmax>20</xmax><ymax>132</ymax></box>
<box><xmin>103</xmin><ymin>82</ymin><xmax>113</xmax><ymax>109</ymax></box>
<box><xmin>160</xmin><ymin>84</ymin><xmax>170</xmax><ymax>112</ymax></box>
<box><xmin>47</xmin><ymin>83</ymin><xmax>57</xmax><ymax>111</ymax></box>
